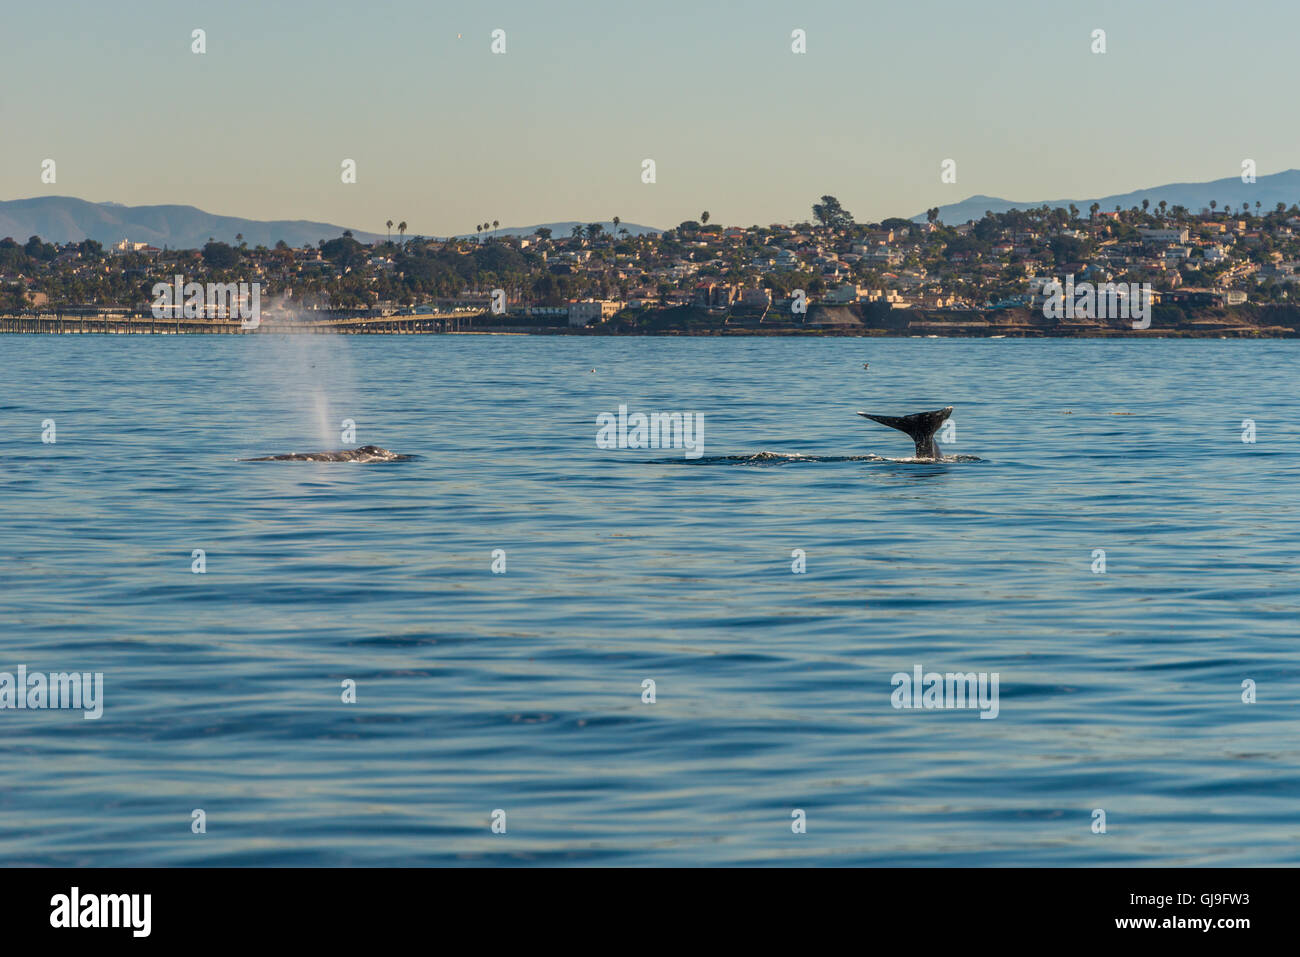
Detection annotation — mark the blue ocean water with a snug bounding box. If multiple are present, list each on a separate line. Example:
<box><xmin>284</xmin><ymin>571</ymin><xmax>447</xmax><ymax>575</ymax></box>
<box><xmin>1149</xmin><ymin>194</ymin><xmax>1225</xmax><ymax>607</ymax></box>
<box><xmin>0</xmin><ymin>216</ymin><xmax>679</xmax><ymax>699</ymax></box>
<box><xmin>0</xmin><ymin>334</ymin><xmax>1297</xmax><ymax>866</ymax></box>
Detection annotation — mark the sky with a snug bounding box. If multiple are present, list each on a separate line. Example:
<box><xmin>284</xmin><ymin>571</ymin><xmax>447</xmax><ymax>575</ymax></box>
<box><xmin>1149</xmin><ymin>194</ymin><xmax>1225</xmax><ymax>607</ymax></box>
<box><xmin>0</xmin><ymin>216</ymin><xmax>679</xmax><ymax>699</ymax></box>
<box><xmin>3</xmin><ymin>0</ymin><xmax>1298</xmax><ymax>235</ymax></box>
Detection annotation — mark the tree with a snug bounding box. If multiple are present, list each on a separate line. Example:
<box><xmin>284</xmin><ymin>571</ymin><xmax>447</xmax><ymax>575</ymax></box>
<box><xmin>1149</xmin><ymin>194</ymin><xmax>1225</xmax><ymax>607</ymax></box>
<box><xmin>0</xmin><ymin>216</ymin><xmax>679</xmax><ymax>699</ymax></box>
<box><xmin>1049</xmin><ymin>235</ymin><xmax>1089</xmax><ymax>264</ymax></box>
<box><xmin>701</xmin><ymin>211</ymin><xmax>710</xmax><ymax>225</ymax></box>
<box><xmin>387</xmin><ymin>220</ymin><xmax>394</xmax><ymax>243</ymax></box>
<box><xmin>201</xmin><ymin>241</ymin><xmax>237</xmax><ymax>268</ymax></box>
<box><xmin>398</xmin><ymin>222</ymin><xmax>407</xmax><ymax>246</ymax></box>
<box><xmin>812</xmin><ymin>195</ymin><xmax>853</xmax><ymax>230</ymax></box>
<box><xmin>492</xmin><ymin>220</ymin><xmax>499</xmax><ymax>234</ymax></box>
<box><xmin>926</xmin><ymin>207</ymin><xmax>939</xmax><ymax>224</ymax></box>
<box><xmin>320</xmin><ymin>236</ymin><xmax>366</xmax><ymax>267</ymax></box>
<box><xmin>0</xmin><ymin>281</ymin><xmax>29</xmax><ymax>314</ymax></box>
<box><xmin>612</xmin><ymin>216</ymin><xmax>620</xmax><ymax>235</ymax></box>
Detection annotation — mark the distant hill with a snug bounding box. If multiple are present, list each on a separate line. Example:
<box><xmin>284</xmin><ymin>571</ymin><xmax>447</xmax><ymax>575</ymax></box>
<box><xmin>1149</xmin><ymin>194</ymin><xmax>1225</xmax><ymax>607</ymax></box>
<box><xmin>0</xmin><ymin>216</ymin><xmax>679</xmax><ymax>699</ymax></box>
<box><xmin>0</xmin><ymin>197</ymin><xmax>384</xmax><ymax>249</ymax></box>
<box><xmin>456</xmin><ymin>220</ymin><xmax>661</xmax><ymax>240</ymax></box>
<box><xmin>0</xmin><ymin>199</ymin><xmax>662</xmax><ymax>248</ymax></box>
<box><xmin>915</xmin><ymin>169</ymin><xmax>1300</xmax><ymax>224</ymax></box>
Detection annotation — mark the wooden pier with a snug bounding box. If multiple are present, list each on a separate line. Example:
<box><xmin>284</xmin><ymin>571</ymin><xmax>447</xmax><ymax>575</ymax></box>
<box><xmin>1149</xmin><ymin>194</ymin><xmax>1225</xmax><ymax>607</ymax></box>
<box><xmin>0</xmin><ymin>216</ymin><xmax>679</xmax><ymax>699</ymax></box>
<box><xmin>0</xmin><ymin>312</ymin><xmax>485</xmax><ymax>334</ymax></box>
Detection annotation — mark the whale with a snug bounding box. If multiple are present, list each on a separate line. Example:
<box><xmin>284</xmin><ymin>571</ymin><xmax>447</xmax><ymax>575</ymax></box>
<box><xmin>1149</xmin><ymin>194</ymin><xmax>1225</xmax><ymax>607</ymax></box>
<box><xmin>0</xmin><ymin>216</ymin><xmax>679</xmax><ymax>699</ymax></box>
<box><xmin>242</xmin><ymin>445</ymin><xmax>410</xmax><ymax>463</ymax></box>
<box><xmin>857</xmin><ymin>407</ymin><xmax>953</xmax><ymax>459</ymax></box>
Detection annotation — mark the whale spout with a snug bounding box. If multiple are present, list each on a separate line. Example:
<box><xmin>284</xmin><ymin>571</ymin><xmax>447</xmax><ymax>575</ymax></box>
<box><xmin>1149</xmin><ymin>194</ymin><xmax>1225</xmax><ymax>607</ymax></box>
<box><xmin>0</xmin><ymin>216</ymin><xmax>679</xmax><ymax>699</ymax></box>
<box><xmin>857</xmin><ymin>407</ymin><xmax>953</xmax><ymax>459</ymax></box>
<box><xmin>242</xmin><ymin>445</ymin><xmax>409</xmax><ymax>463</ymax></box>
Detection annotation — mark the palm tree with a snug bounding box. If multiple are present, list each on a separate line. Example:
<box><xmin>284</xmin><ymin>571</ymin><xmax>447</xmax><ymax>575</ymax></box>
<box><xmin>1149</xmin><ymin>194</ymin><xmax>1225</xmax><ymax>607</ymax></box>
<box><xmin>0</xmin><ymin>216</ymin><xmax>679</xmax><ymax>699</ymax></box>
<box><xmin>398</xmin><ymin>221</ymin><xmax>407</xmax><ymax>245</ymax></box>
<box><xmin>701</xmin><ymin>211</ymin><xmax>710</xmax><ymax>226</ymax></box>
<box><xmin>476</xmin><ymin>225</ymin><xmax>482</xmax><ymax>242</ymax></box>
<box><xmin>612</xmin><ymin>216</ymin><xmax>620</xmax><ymax>236</ymax></box>
<box><xmin>387</xmin><ymin>220</ymin><xmax>394</xmax><ymax>243</ymax></box>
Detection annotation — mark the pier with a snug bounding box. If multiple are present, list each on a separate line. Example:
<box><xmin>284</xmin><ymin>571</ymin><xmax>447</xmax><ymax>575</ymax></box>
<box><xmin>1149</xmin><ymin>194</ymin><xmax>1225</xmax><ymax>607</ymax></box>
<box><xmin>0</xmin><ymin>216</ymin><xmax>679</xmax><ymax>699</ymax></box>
<box><xmin>0</xmin><ymin>311</ymin><xmax>487</xmax><ymax>334</ymax></box>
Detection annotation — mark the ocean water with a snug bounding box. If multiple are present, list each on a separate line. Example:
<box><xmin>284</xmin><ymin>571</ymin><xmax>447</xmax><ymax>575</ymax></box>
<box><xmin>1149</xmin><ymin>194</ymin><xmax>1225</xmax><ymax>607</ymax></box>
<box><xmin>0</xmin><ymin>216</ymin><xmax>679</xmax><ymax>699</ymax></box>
<box><xmin>1</xmin><ymin>334</ymin><xmax>1297</xmax><ymax>866</ymax></box>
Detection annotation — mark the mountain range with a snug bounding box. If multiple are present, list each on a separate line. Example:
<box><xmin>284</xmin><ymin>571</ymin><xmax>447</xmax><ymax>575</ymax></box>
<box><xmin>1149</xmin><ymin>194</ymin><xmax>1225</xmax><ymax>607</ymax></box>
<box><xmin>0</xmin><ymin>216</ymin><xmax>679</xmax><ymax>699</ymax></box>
<box><xmin>0</xmin><ymin>197</ymin><xmax>386</xmax><ymax>249</ymax></box>
<box><xmin>9</xmin><ymin>171</ymin><xmax>1292</xmax><ymax>250</ymax></box>
<box><xmin>0</xmin><ymin>197</ymin><xmax>661</xmax><ymax>249</ymax></box>
<box><xmin>915</xmin><ymin>169</ymin><xmax>1300</xmax><ymax>225</ymax></box>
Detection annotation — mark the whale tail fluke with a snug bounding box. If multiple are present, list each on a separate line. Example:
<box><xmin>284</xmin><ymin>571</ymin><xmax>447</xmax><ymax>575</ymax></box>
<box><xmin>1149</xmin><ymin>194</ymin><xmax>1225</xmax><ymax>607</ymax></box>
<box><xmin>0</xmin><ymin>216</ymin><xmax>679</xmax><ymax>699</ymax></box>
<box><xmin>857</xmin><ymin>406</ymin><xmax>953</xmax><ymax>459</ymax></box>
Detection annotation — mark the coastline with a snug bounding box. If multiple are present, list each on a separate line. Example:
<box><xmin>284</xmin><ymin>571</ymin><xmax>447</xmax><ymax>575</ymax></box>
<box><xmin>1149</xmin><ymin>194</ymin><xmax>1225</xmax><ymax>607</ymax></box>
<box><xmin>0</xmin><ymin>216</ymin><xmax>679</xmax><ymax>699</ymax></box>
<box><xmin>6</xmin><ymin>303</ymin><xmax>1297</xmax><ymax>337</ymax></box>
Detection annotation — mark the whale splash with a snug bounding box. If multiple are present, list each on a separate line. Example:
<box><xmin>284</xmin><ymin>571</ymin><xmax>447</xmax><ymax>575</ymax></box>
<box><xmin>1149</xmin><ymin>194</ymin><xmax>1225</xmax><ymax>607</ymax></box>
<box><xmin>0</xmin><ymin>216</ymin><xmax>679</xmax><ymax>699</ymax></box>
<box><xmin>652</xmin><ymin>451</ymin><xmax>982</xmax><ymax>466</ymax></box>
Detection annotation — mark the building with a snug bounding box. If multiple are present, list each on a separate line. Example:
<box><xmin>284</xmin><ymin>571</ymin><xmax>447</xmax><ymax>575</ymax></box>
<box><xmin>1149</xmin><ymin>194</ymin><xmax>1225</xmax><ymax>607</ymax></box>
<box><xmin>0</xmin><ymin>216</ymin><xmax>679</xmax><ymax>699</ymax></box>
<box><xmin>568</xmin><ymin>300</ymin><xmax>624</xmax><ymax>326</ymax></box>
<box><xmin>1138</xmin><ymin>228</ymin><xmax>1190</xmax><ymax>244</ymax></box>
<box><xmin>823</xmin><ymin>283</ymin><xmax>873</xmax><ymax>304</ymax></box>
<box><xmin>772</xmin><ymin>248</ymin><xmax>801</xmax><ymax>271</ymax></box>
<box><xmin>111</xmin><ymin>238</ymin><xmax>160</xmax><ymax>254</ymax></box>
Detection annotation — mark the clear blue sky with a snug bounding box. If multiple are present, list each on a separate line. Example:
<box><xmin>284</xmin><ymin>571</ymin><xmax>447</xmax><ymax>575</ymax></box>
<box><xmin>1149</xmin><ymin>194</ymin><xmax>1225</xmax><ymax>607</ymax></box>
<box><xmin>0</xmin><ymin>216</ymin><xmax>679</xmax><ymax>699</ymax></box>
<box><xmin>4</xmin><ymin>0</ymin><xmax>1296</xmax><ymax>234</ymax></box>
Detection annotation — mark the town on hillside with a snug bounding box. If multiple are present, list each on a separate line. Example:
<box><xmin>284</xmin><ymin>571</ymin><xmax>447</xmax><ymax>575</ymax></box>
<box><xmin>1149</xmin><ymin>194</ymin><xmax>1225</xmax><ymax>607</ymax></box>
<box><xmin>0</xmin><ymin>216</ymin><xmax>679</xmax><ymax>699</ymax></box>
<box><xmin>4</xmin><ymin>195</ymin><xmax>1300</xmax><ymax>335</ymax></box>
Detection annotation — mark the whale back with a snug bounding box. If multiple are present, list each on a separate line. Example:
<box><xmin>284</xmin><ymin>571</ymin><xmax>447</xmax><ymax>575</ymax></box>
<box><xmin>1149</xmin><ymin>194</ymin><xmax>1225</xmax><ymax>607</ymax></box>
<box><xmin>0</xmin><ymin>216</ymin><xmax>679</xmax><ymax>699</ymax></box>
<box><xmin>243</xmin><ymin>446</ymin><xmax>406</xmax><ymax>462</ymax></box>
